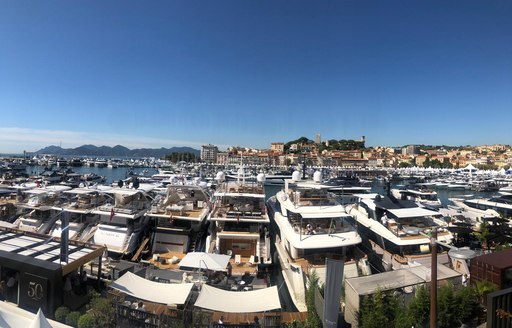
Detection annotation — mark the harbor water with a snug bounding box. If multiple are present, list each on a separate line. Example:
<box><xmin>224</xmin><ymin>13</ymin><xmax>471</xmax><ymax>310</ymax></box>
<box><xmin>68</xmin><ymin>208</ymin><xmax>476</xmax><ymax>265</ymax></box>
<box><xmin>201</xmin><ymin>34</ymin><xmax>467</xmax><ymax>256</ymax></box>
<box><xmin>26</xmin><ymin>165</ymin><xmax>159</xmax><ymax>185</ymax></box>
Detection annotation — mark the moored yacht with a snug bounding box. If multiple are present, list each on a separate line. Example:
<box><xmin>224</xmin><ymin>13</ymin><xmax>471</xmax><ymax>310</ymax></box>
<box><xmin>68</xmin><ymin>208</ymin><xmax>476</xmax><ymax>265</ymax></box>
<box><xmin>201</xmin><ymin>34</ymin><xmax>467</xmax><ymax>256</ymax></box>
<box><xmin>48</xmin><ymin>185</ymin><xmax>112</xmax><ymax>241</ymax></box>
<box><xmin>346</xmin><ymin>192</ymin><xmax>453</xmax><ymax>271</ymax></box>
<box><xmin>266</xmin><ymin>175</ymin><xmax>362</xmax><ymax>311</ymax></box>
<box><xmin>450</xmin><ymin>193</ymin><xmax>512</xmax><ymax>219</ymax></box>
<box><xmin>206</xmin><ymin>172</ymin><xmax>272</xmax><ymax>269</ymax></box>
<box><xmin>13</xmin><ymin>185</ymin><xmax>72</xmax><ymax>233</ymax></box>
<box><xmin>94</xmin><ymin>158</ymin><xmax>108</xmax><ymax>168</ymax></box>
<box><xmin>146</xmin><ymin>184</ymin><xmax>212</xmax><ymax>258</ymax></box>
<box><xmin>90</xmin><ymin>184</ymin><xmax>154</xmax><ymax>258</ymax></box>
<box><xmin>391</xmin><ymin>186</ymin><xmax>442</xmax><ymax>210</ymax></box>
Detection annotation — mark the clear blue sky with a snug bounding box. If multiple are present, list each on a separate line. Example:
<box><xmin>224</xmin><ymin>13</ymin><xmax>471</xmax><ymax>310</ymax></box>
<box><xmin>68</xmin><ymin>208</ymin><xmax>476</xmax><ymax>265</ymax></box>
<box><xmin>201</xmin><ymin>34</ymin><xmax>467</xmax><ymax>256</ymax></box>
<box><xmin>1</xmin><ymin>1</ymin><xmax>511</xmax><ymax>153</ymax></box>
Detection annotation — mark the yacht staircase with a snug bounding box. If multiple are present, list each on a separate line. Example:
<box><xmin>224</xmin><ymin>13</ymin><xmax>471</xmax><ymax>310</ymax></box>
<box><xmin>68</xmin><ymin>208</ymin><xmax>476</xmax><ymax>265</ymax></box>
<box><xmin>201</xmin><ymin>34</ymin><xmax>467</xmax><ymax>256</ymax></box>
<box><xmin>188</xmin><ymin>237</ymin><xmax>196</xmax><ymax>252</ymax></box>
<box><xmin>131</xmin><ymin>237</ymin><xmax>150</xmax><ymax>261</ymax></box>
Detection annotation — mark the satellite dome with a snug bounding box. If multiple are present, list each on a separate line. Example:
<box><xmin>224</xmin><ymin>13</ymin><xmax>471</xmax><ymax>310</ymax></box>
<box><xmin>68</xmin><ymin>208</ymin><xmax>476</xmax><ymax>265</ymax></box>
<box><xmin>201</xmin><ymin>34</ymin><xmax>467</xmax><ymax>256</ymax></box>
<box><xmin>291</xmin><ymin>171</ymin><xmax>301</xmax><ymax>182</ymax></box>
<box><xmin>215</xmin><ymin>171</ymin><xmax>226</xmax><ymax>181</ymax></box>
<box><xmin>257</xmin><ymin>173</ymin><xmax>266</xmax><ymax>183</ymax></box>
<box><xmin>313</xmin><ymin>171</ymin><xmax>323</xmax><ymax>183</ymax></box>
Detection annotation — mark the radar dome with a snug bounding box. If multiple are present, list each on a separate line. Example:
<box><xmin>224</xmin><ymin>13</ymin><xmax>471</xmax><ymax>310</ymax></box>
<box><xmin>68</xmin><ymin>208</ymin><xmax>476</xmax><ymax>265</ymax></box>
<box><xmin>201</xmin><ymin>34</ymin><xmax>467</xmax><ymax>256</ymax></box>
<box><xmin>291</xmin><ymin>171</ymin><xmax>301</xmax><ymax>182</ymax></box>
<box><xmin>313</xmin><ymin>171</ymin><xmax>323</xmax><ymax>183</ymax></box>
<box><xmin>257</xmin><ymin>173</ymin><xmax>266</xmax><ymax>183</ymax></box>
<box><xmin>215</xmin><ymin>171</ymin><xmax>226</xmax><ymax>181</ymax></box>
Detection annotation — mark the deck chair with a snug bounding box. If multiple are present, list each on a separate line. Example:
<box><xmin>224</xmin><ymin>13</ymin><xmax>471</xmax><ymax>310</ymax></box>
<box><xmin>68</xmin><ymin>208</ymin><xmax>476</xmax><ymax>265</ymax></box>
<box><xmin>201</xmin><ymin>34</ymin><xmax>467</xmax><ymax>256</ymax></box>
<box><xmin>235</xmin><ymin>254</ymin><xmax>242</xmax><ymax>265</ymax></box>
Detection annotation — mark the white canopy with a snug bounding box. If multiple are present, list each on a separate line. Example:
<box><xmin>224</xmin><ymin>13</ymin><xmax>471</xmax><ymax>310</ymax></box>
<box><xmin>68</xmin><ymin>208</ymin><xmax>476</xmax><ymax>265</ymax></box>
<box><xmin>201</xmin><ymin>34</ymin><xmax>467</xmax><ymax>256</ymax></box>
<box><xmin>0</xmin><ymin>302</ymin><xmax>71</xmax><ymax>328</ymax></box>
<box><xmin>463</xmin><ymin>164</ymin><xmax>478</xmax><ymax>172</ymax></box>
<box><xmin>194</xmin><ymin>285</ymin><xmax>281</xmax><ymax>313</ymax></box>
<box><xmin>179</xmin><ymin>252</ymin><xmax>231</xmax><ymax>271</ymax></box>
<box><xmin>110</xmin><ymin>272</ymin><xmax>194</xmax><ymax>305</ymax></box>
<box><xmin>28</xmin><ymin>309</ymin><xmax>52</xmax><ymax>328</ymax></box>
<box><xmin>387</xmin><ymin>207</ymin><xmax>440</xmax><ymax>219</ymax></box>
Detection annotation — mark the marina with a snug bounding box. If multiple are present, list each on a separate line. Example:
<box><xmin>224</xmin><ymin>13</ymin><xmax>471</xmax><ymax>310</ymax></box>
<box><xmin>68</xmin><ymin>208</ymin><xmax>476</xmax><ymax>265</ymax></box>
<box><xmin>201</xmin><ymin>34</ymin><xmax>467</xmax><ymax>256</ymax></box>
<box><xmin>0</xmin><ymin>158</ymin><xmax>511</xmax><ymax>327</ymax></box>
<box><xmin>2</xmin><ymin>1</ymin><xmax>511</xmax><ymax>326</ymax></box>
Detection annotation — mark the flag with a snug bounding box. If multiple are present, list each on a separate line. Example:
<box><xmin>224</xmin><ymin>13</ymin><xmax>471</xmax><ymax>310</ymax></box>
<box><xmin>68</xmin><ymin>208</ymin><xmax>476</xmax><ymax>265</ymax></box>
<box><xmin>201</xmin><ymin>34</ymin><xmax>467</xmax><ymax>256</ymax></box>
<box><xmin>109</xmin><ymin>207</ymin><xmax>115</xmax><ymax>222</ymax></box>
<box><xmin>169</xmin><ymin>211</ymin><xmax>173</xmax><ymax>225</ymax></box>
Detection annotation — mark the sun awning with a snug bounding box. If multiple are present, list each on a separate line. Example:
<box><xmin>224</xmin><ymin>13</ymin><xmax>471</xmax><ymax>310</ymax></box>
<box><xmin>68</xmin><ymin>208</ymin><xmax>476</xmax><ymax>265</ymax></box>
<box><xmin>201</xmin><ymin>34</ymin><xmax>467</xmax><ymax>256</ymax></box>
<box><xmin>300</xmin><ymin>212</ymin><xmax>346</xmax><ymax>219</ymax></box>
<box><xmin>0</xmin><ymin>302</ymin><xmax>71</xmax><ymax>328</ymax></box>
<box><xmin>387</xmin><ymin>207</ymin><xmax>440</xmax><ymax>218</ymax></box>
<box><xmin>28</xmin><ymin>309</ymin><xmax>53</xmax><ymax>328</ymax></box>
<box><xmin>194</xmin><ymin>285</ymin><xmax>281</xmax><ymax>313</ymax></box>
<box><xmin>110</xmin><ymin>272</ymin><xmax>193</xmax><ymax>305</ymax></box>
<box><xmin>179</xmin><ymin>252</ymin><xmax>231</xmax><ymax>271</ymax></box>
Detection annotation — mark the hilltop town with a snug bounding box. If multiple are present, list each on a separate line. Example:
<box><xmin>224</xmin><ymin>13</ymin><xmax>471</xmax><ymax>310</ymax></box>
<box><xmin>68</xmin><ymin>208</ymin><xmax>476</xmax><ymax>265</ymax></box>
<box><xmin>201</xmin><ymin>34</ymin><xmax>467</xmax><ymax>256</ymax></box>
<box><xmin>201</xmin><ymin>135</ymin><xmax>512</xmax><ymax>170</ymax></box>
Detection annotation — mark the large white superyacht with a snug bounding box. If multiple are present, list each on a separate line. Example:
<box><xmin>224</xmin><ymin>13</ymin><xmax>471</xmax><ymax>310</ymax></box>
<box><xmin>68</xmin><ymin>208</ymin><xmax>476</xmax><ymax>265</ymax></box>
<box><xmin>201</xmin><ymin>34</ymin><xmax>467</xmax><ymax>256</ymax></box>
<box><xmin>206</xmin><ymin>172</ymin><xmax>272</xmax><ymax>267</ymax></box>
<box><xmin>266</xmin><ymin>172</ymin><xmax>362</xmax><ymax>311</ymax></box>
<box><xmin>346</xmin><ymin>191</ymin><xmax>454</xmax><ymax>270</ymax></box>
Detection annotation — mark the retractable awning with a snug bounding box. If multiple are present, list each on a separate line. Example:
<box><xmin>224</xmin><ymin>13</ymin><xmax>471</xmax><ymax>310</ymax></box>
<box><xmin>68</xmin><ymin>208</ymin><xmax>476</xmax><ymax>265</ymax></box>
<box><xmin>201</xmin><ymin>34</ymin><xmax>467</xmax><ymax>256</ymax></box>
<box><xmin>110</xmin><ymin>272</ymin><xmax>194</xmax><ymax>305</ymax></box>
<box><xmin>179</xmin><ymin>252</ymin><xmax>231</xmax><ymax>271</ymax></box>
<box><xmin>194</xmin><ymin>285</ymin><xmax>281</xmax><ymax>313</ymax></box>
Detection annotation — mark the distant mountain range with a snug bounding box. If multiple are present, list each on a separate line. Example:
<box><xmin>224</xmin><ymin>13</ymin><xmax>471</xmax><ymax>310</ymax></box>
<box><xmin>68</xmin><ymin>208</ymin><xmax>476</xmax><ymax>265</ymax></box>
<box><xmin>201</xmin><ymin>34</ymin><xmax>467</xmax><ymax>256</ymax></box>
<box><xmin>35</xmin><ymin>145</ymin><xmax>200</xmax><ymax>158</ymax></box>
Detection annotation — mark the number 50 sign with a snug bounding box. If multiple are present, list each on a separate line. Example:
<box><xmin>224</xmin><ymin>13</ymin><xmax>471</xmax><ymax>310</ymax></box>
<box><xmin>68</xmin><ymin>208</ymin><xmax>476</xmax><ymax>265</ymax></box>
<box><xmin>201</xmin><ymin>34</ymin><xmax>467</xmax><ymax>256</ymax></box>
<box><xmin>20</xmin><ymin>273</ymin><xmax>48</xmax><ymax>310</ymax></box>
<box><xmin>27</xmin><ymin>281</ymin><xmax>44</xmax><ymax>300</ymax></box>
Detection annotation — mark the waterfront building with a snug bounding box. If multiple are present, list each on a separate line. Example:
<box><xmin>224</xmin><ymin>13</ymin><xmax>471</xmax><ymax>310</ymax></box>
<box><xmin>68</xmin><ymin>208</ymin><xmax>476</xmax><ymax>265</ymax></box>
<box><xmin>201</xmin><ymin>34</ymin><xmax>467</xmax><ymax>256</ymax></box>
<box><xmin>402</xmin><ymin>145</ymin><xmax>420</xmax><ymax>155</ymax></box>
<box><xmin>201</xmin><ymin>144</ymin><xmax>218</xmax><ymax>163</ymax></box>
<box><xmin>270</xmin><ymin>142</ymin><xmax>284</xmax><ymax>153</ymax></box>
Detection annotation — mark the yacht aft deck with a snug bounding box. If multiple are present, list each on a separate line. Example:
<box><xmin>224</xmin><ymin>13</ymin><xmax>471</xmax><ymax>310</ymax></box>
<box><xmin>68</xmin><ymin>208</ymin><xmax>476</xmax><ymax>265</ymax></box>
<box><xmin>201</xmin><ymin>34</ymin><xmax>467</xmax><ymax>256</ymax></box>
<box><xmin>147</xmin><ymin>251</ymin><xmax>259</xmax><ymax>276</ymax></box>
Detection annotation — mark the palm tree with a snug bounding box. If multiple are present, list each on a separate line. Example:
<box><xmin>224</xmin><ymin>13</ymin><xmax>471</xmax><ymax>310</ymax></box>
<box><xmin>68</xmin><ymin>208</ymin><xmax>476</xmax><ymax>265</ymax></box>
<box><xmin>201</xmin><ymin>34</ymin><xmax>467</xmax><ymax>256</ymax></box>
<box><xmin>474</xmin><ymin>280</ymin><xmax>497</xmax><ymax>305</ymax></box>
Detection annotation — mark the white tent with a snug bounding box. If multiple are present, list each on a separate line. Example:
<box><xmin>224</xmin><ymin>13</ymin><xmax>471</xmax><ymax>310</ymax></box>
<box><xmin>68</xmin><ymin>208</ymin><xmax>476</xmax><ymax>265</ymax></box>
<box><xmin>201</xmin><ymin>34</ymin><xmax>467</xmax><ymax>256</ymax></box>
<box><xmin>179</xmin><ymin>252</ymin><xmax>231</xmax><ymax>271</ymax></box>
<box><xmin>194</xmin><ymin>285</ymin><xmax>281</xmax><ymax>313</ymax></box>
<box><xmin>0</xmin><ymin>302</ymin><xmax>71</xmax><ymax>328</ymax></box>
<box><xmin>110</xmin><ymin>272</ymin><xmax>194</xmax><ymax>305</ymax></box>
<box><xmin>463</xmin><ymin>164</ymin><xmax>478</xmax><ymax>172</ymax></box>
<box><xmin>29</xmin><ymin>309</ymin><xmax>53</xmax><ymax>328</ymax></box>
